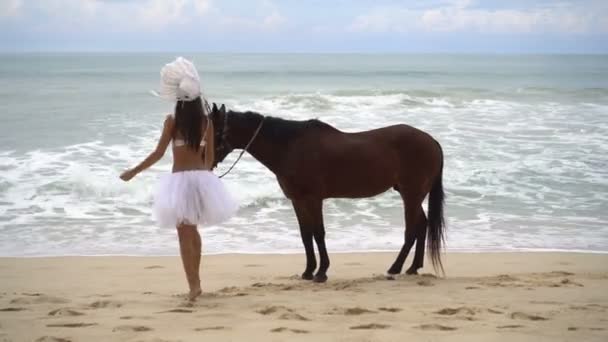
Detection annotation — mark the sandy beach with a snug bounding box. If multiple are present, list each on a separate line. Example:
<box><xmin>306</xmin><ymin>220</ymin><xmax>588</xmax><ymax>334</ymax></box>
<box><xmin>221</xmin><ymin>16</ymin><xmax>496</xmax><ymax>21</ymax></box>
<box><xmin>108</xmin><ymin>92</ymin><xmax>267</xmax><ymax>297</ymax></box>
<box><xmin>1</xmin><ymin>252</ymin><xmax>607</xmax><ymax>342</ymax></box>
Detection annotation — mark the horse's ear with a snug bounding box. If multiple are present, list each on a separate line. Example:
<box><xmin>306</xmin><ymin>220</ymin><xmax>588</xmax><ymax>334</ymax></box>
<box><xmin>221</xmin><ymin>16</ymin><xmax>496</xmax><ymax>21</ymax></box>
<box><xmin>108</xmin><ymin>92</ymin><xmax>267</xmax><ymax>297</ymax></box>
<box><xmin>220</xmin><ymin>104</ymin><xmax>226</xmax><ymax>114</ymax></box>
<box><xmin>212</xmin><ymin>102</ymin><xmax>218</xmax><ymax>112</ymax></box>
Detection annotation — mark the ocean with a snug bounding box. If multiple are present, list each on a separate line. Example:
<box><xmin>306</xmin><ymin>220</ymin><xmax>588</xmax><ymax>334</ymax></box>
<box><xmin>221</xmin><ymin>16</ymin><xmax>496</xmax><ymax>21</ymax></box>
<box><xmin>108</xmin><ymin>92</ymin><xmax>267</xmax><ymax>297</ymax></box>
<box><xmin>0</xmin><ymin>53</ymin><xmax>607</xmax><ymax>256</ymax></box>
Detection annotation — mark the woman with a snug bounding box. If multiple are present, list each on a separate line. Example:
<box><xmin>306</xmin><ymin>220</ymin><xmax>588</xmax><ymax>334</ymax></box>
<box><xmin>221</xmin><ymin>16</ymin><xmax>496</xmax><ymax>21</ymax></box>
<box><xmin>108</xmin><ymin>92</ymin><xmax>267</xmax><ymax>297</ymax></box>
<box><xmin>120</xmin><ymin>57</ymin><xmax>237</xmax><ymax>301</ymax></box>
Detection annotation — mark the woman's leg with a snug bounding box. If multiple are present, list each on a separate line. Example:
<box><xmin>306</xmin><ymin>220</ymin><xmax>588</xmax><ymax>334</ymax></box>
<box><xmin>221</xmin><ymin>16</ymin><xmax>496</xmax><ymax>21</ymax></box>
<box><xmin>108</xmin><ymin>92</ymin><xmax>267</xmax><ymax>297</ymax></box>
<box><xmin>193</xmin><ymin>228</ymin><xmax>202</xmax><ymax>280</ymax></box>
<box><xmin>177</xmin><ymin>224</ymin><xmax>202</xmax><ymax>301</ymax></box>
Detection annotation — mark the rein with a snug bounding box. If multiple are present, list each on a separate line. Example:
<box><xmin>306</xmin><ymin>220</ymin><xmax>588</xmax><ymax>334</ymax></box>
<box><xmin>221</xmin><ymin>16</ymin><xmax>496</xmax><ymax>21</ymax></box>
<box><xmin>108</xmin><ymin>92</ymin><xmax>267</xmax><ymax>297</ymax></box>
<box><xmin>217</xmin><ymin>114</ymin><xmax>264</xmax><ymax>179</ymax></box>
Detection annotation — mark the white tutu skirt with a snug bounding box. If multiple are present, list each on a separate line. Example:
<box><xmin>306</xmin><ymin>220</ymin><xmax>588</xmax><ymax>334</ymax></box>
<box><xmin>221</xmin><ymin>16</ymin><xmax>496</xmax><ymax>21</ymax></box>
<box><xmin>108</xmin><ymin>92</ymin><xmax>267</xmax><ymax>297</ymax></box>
<box><xmin>153</xmin><ymin>170</ymin><xmax>238</xmax><ymax>227</ymax></box>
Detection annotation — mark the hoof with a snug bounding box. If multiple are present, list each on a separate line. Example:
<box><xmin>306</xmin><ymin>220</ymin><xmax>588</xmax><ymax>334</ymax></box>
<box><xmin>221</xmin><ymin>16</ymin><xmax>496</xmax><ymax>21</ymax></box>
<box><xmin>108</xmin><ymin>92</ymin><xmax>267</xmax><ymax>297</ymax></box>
<box><xmin>301</xmin><ymin>272</ymin><xmax>314</xmax><ymax>280</ymax></box>
<box><xmin>385</xmin><ymin>273</ymin><xmax>398</xmax><ymax>280</ymax></box>
<box><xmin>405</xmin><ymin>268</ymin><xmax>419</xmax><ymax>275</ymax></box>
<box><xmin>387</xmin><ymin>267</ymin><xmax>402</xmax><ymax>275</ymax></box>
<box><xmin>313</xmin><ymin>274</ymin><xmax>328</xmax><ymax>283</ymax></box>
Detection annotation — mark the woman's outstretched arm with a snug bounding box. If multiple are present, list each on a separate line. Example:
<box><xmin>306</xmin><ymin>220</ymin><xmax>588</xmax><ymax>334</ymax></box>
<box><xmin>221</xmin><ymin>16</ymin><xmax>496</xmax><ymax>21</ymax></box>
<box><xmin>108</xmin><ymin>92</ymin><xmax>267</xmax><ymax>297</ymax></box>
<box><xmin>120</xmin><ymin>115</ymin><xmax>173</xmax><ymax>181</ymax></box>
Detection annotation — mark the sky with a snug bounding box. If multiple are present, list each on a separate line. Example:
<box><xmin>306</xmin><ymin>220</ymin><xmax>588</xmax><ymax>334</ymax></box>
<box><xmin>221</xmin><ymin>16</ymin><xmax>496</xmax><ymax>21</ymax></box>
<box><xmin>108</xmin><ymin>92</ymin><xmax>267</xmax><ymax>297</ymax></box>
<box><xmin>0</xmin><ymin>0</ymin><xmax>607</xmax><ymax>53</ymax></box>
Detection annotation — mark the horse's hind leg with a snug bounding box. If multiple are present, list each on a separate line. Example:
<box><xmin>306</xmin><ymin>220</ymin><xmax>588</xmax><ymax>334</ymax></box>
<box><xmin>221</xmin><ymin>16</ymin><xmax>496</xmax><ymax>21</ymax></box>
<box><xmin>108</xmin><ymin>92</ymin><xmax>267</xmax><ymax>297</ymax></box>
<box><xmin>312</xmin><ymin>223</ymin><xmax>330</xmax><ymax>283</ymax></box>
<box><xmin>387</xmin><ymin>225</ymin><xmax>415</xmax><ymax>276</ymax></box>
<box><xmin>387</xmin><ymin>194</ymin><xmax>424</xmax><ymax>276</ymax></box>
<box><xmin>406</xmin><ymin>206</ymin><xmax>427</xmax><ymax>275</ymax></box>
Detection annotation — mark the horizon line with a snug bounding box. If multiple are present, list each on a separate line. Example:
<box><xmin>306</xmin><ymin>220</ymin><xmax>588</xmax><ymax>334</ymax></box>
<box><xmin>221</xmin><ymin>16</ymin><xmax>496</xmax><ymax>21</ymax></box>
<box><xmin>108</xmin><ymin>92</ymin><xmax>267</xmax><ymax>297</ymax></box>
<box><xmin>1</xmin><ymin>50</ymin><xmax>607</xmax><ymax>56</ymax></box>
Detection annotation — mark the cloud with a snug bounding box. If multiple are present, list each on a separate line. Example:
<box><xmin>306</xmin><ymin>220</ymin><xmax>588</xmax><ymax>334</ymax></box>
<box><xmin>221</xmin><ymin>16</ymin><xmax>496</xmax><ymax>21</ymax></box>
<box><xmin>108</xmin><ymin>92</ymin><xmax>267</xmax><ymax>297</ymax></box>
<box><xmin>262</xmin><ymin>10</ymin><xmax>286</xmax><ymax>29</ymax></box>
<box><xmin>5</xmin><ymin>0</ymin><xmax>212</xmax><ymax>30</ymax></box>
<box><xmin>136</xmin><ymin>0</ymin><xmax>188</xmax><ymax>29</ymax></box>
<box><xmin>7</xmin><ymin>0</ymin><xmax>286</xmax><ymax>32</ymax></box>
<box><xmin>215</xmin><ymin>1</ymin><xmax>287</xmax><ymax>32</ymax></box>
<box><xmin>350</xmin><ymin>1</ymin><xmax>608</xmax><ymax>34</ymax></box>
<box><xmin>193</xmin><ymin>0</ymin><xmax>211</xmax><ymax>15</ymax></box>
<box><xmin>0</xmin><ymin>0</ymin><xmax>22</xmax><ymax>17</ymax></box>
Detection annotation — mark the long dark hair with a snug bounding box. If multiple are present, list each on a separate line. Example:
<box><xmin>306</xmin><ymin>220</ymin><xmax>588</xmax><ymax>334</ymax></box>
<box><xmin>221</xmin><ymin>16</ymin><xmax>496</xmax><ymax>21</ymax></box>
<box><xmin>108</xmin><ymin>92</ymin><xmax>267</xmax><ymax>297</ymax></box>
<box><xmin>174</xmin><ymin>97</ymin><xmax>207</xmax><ymax>151</ymax></box>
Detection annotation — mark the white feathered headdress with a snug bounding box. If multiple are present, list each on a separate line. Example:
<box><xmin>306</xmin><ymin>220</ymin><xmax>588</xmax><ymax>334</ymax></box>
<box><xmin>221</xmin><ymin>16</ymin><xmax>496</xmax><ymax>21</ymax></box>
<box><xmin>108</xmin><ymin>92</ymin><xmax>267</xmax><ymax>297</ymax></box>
<box><xmin>153</xmin><ymin>57</ymin><xmax>202</xmax><ymax>102</ymax></box>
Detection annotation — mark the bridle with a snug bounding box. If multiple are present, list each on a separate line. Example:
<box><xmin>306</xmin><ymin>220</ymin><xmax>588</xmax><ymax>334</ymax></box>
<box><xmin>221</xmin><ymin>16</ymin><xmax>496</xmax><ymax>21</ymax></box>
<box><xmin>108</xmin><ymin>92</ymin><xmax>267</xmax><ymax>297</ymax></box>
<box><xmin>216</xmin><ymin>111</ymin><xmax>265</xmax><ymax>179</ymax></box>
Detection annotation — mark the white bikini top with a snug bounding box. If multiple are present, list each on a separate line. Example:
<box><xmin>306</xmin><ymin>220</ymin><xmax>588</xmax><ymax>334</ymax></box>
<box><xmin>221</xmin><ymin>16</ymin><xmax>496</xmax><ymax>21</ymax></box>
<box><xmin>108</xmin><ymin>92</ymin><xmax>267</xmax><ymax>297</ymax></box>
<box><xmin>172</xmin><ymin>137</ymin><xmax>206</xmax><ymax>148</ymax></box>
<box><xmin>171</xmin><ymin>114</ymin><xmax>208</xmax><ymax>148</ymax></box>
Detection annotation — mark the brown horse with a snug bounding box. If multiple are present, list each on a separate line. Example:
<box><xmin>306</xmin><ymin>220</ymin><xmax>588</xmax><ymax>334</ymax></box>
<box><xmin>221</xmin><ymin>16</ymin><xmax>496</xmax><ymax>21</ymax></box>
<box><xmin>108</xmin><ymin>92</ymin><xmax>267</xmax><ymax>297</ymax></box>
<box><xmin>210</xmin><ymin>103</ymin><xmax>445</xmax><ymax>283</ymax></box>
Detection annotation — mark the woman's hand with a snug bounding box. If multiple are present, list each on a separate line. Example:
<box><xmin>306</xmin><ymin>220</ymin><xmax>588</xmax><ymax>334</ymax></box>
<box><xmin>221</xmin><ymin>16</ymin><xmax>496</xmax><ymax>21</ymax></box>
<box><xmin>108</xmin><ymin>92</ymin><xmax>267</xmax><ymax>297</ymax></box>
<box><xmin>120</xmin><ymin>168</ymin><xmax>137</xmax><ymax>182</ymax></box>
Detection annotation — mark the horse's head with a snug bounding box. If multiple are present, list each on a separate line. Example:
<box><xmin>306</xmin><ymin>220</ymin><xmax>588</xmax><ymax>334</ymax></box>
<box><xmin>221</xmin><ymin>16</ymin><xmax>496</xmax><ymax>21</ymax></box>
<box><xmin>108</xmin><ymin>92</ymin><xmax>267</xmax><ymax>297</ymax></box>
<box><xmin>209</xmin><ymin>103</ymin><xmax>234</xmax><ymax>167</ymax></box>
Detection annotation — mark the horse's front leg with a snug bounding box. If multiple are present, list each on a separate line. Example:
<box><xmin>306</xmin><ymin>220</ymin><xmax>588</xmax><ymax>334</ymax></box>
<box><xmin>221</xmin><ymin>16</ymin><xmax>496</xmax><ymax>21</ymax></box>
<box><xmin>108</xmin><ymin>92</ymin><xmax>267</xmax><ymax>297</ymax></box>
<box><xmin>298</xmin><ymin>225</ymin><xmax>316</xmax><ymax>280</ymax></box>
<box><xmin>313</xmin><ymin>224</ymin><xmax>330</xmax><ymax>283</ymax></box>
<box><xmin>293</xmin><ymin>200</ymin><xmax>317</xmax><ymax>280</ymax></box>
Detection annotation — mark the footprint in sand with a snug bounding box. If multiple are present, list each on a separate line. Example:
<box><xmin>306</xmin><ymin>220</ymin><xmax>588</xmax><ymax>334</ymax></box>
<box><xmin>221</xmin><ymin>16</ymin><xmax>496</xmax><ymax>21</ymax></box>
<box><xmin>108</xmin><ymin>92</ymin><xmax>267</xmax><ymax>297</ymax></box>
<box><xmin>251</xmin><ymin>282</ymin><xmax>270</xmax><ymax>288</ymax></box>
<box><xmin>112</xmin><ymin>325</ymin><xmax>153</xmax><ymax>332</ymax></box>
<box><xmin>487</xmin><ymin>308</ymin><xmax>503</xmax><ymax>314</ymax></box>
<box><xmin>510</xmin><ymin>312</ymin><xmax>548</xmax><ymax>321</ymax></box>
<box><xmin>218</xmin><ymin>286</ymin><xmax>239</xmax><ymax>293</ymax></box>
<box><xmin>435</xmin><ymin>307</ymin><xmax>476</xmax><ymax>316</ymax></box>
<box><xmin>195</xmin><ymin>326</ymin><xmax>228</xmax><ymax>331</ymax></box>
<box><xmin>417</xmin><ymin>279</ymin><xmax>434</xmax><ymax>287</ymax></box>
<box><xmin>435</xmin><ymin>307</ymin><xmax>478</xmax><ymax>321</ymax></box>
<box><xmin>498</xmin><ymin>325</ymin><xmax>524</xmax><ymax>329</ymax></box>
<box><xmin>278</xmin><ymin>312</ymin><xmax>310</xmax><ymax>321</ymax></box>
<box><xmin>560</xmin><ymin>278</ymin><xmax>584</xmax><ymax>287</ymax></box>
<box><xmin>46</xmin><ymin>323</ymin><xmax>98</xmax><ymax>328</ymax></box>
<box><xmin>91</xmin><ymin>294</ymin><xmax>112</xmax><ymax>298</ymax></box>
<box><xmin>350</xmin><ymin>323</ymin><xmax>390</xmax><ymax>330</ymax></box>
<box><xmin>421</xmin><ymin>273</ymin><xmax>438</xmax><ymax>278</ymax></box>
<box><xmin>568</xmin><ymin>327</ymin><xmax>605</xmax><ymax>331</ymax></box>
<box><xmin>496</xmin><ymin>274</ymin><xmax>520</xmax><ymax>282</ymax></box>
<box><xmin>88</xmin><ymin>300</ymin><xmax>123</xmax><ymax>309</ymax></box>
<box><xmin>0</xmin><ymin>307</ymin><xmax>27</xmax><ymax>312</ymax></box>
<box><xmin>256</xmin><ymin>306</ymin><xmax>310</xmax><ymax>321</ymax></box>
<box><xmin>416</xmin><ymin>324</ymin><xmax>457</xmax><ymax>331</ymax></box>
<box><xmin>190</xmin><ymin>302</ymin><xmax>220</xmax><ymax>309</ymax></box>
<box><xmin>178</xmin><ymin>301</ymin><xmax>195</xmax><ymax>308</ymax></box>
<box><xmin>378</xmin><ymin>307</ymin><xmax>402</xmax><ymax>313</ymax></box>
<box><xmin>256</xmin><ymin>306</ymin><xmax>291</xmax><ymax>315</ymax></box>
<box><xmin>482</xmin><ymin>275</ymin><xmax>522</xmax><ymax>288</ymax></box>
<box><xmin>158</xmin><ymin>309</ymin><xmax>193</xmax><ymax>314</ymax></box>
<box><xmin>10</xmin><ymin>295</ymin><xmax>69</xmax><ymax>305</ymax></box>
<box><xmin>144</xmin><ymin>265</ymin><xmax>164</xmax><ymax>269</ymax></box>
<box><xmin>270</xmin><ymin>327</ymin><xmax>310</xmax><ymax>333</ymax></box>
<box><xmin>35</xmin><ymin>337</ymin><xmax>72</xmax><ymax>342</ymax></box>
<box><xmin>569</xmin><ymin>304</ymin><xmax>608</xmax><ymax>312</ymax></box>
<box><xmin>119</xmin><ymin>315</ymin><xmax>154</xmax><ymax>320</ymax></box>
<box><xmin>530</xmin><ymin>300</ymin><xmax>562</xmax><ymax>305</ymax></box>
<box><xmin>342</xmin><ymin>307</ymin><xmax>377</xmax><ymax>315</ymax></box>
<box><xmin>289</xmin><ymin>329</ymin><xmax>309</xmax><ymax>334</ymax></box>
<box><xmin>330</xmin><ymin>279</ymin><xmax>367</xmax><ymax>291</ymax></box>
<box><xmin>48</xmin><ymin>308</ymin><xmax>85</xmax><ymax>317</ymax></box>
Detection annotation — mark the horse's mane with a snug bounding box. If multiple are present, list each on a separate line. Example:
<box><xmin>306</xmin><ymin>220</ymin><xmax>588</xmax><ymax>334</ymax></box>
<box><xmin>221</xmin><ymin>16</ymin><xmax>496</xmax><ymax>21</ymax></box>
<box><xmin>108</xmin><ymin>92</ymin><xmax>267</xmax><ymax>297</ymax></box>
<box><xmin>230</xmin><ymin>110</ymin><xmax>338</xmax><ymax>144</ymax></box>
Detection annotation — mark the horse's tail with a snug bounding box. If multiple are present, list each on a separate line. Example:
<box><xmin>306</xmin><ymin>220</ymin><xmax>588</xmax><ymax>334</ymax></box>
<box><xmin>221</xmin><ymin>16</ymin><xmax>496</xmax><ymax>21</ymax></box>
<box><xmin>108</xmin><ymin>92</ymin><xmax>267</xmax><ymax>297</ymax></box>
<box><xmin>427</xmin><ymin>140</ymin><xmax>446</xmax><ymax>275</ymax></box>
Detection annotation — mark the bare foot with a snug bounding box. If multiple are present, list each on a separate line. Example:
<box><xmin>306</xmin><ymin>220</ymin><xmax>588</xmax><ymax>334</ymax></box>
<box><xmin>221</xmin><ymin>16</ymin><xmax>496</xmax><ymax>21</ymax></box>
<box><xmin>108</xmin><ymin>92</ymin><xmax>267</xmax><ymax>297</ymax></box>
<box><xmin>188</xmin><ymin>288</ymin><xmax>202</xmax><ymax>301</ymax></box>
